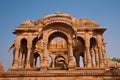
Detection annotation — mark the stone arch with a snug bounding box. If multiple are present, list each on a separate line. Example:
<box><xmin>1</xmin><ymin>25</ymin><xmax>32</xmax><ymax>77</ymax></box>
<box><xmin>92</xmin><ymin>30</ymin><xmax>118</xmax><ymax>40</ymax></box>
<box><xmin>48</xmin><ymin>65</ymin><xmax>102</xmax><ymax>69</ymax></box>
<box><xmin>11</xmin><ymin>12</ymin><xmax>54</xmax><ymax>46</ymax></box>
<box><xmin>77</xmin><ymin>36</ymin><xmax>85</xmax><ymax>49</ymax></box>
<box><xmin>43</xmin><ymin>25</ymin><xmax>73</xmax><ymax>45</ymax></box>
<box><xmin>90</xmin><ymin>37</ymin><xmax>97</xmax><ymax>67</ymax></box>
<box><xmin>48</xmin><ymin>30</ymin><xmax>69</xmax><ymax>47</ymax></box>
<box><xmin>19</xmin><ymin>38</ymin><xmax>28</xmax><ymax>68</ymax></box>
<box><xmin>30</xmin><ymin>37</ymin><xmax>39</xmax><ymax>67</ymax></box>
<box><xmin>38</xmin><ymin>22</ymin><xmax>76</xmax><ymax>41</ymax></box>
<box><xmin>32</xmin><ymin>37</ymin><xmax>38</xmax><ymax>51</ymax></box>
<box><xmin>73</xmin><ymin>36</ymin><xmax>85</xmax><ymax>67</ymax></box>
<box><xmin>43</xmin><ymin>23</ymin><xmax>74</xmax><ymax>33</ymax></box>
<box><xmin>90</xmin><ymin>37</ymin><xmax>97</xmax><ymax>49</ymax></box>
<box><xmin>54</xmin><ymin>56</ymin><xmax>67</xmax><ymax>70</ymax></box>
<box><xmin>33</xmin><ymin>52</ymin><xmax>41</xmax><ymax>68</ymax></box>
<box><xmin>33</xmin><ymin>37</ymin><xmax>43</xmax><ymax>56</ymax></box>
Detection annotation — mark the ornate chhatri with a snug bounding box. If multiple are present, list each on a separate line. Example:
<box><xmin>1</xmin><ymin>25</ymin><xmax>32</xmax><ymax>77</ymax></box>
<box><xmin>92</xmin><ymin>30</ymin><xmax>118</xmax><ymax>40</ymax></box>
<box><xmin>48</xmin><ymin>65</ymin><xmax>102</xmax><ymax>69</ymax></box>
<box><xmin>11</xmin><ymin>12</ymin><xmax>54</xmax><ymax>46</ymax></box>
<box><xmin>0</xmin><ymin>12</ymin><xmax>120</xmax><ymax>80</ymax></box>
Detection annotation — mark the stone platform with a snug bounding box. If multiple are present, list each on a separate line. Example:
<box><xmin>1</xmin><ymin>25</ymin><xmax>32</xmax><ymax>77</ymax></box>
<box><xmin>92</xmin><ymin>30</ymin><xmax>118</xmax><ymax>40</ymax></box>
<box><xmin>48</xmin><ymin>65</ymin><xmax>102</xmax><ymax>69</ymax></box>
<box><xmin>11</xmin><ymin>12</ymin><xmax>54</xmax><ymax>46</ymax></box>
<box><xmin>0</xmin><ymin>68</ymin><xmax>120</xmax><ymax>80</ymax></box>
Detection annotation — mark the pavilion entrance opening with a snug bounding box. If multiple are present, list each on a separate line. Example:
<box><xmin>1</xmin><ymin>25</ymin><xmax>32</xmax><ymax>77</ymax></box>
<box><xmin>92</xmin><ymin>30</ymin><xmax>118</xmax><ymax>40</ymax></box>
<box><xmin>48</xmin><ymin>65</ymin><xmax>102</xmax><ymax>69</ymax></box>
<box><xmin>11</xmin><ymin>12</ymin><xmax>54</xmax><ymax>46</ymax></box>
<box><xmin>48</xmin><ymin>32</ymin><xmax>68</xmax><ymax>70</ymax></box>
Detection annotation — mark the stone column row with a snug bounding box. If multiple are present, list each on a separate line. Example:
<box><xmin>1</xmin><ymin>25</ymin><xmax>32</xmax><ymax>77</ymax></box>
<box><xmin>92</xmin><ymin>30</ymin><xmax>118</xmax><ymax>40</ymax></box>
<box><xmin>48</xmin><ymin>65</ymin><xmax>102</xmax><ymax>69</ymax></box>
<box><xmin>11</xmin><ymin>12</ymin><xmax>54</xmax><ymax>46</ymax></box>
<box><xmin>12</xmin><ymin>42</ymin><xmax>32</xmax><ymax>69</ymax></box>
<box><xmin>89</xmin><ymin>45</ymin><xmax>105</xmax><ymax>68</ymax></box>
<box><xmin>84</xmin><ymin>33</ymin><xmax>105</xmax><ymax>68</ymax></box>
<box><xmin>83</xmin><ymin>46</ymin><xmax>105</xmax><ymax>68</ymax></box>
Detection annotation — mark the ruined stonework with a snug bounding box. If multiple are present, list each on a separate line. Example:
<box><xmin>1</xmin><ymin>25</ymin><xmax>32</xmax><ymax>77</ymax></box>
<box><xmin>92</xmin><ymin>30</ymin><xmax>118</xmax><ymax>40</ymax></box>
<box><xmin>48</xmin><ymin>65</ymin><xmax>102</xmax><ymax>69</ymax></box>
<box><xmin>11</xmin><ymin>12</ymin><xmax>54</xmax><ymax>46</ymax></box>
<box><xmin>0</xmin><ymin>12</ymin><xmax>120</xmax><ymax>80</ymax></box>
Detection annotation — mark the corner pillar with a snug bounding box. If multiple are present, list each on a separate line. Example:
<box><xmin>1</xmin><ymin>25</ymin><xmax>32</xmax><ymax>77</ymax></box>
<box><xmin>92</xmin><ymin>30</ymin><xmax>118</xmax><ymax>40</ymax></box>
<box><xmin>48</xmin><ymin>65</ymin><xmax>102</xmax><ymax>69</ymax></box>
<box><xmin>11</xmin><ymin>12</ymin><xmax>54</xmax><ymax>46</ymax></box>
<box><xmin>12</xmin><ymin>45</ymin><xmax>20</xmax><ymax>69</ymax></box>
<box><xmin>94</xmin><ymin>46</ymin><xmax>99</xmax><ymax>67</ymax></box>
<box><xmin>97</xmin><ymin>35</ymin><xmax>104</xmax><ymax>67</ymax></box>
<box><xmin>98</xmin><ymin>45</ymin><xmax>104</xmax><ymax>67</ymax></box>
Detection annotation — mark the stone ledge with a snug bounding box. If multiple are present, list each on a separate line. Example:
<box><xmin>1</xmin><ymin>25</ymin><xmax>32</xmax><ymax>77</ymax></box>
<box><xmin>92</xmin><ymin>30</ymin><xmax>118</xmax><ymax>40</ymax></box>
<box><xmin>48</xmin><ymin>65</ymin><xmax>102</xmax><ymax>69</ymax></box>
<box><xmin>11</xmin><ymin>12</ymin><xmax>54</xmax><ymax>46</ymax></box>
<box><xmin>0</xmin><ymin>69</ymin><xmax>120</xmax><ymax>77</ymax></box>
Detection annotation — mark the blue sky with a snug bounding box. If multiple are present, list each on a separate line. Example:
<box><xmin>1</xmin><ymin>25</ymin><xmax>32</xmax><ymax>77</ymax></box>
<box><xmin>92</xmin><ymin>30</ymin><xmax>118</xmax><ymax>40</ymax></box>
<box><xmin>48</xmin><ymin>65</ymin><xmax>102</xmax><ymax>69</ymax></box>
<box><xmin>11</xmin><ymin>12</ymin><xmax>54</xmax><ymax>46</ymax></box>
<box><xmin>0</xmin><ymin>0</ymin><xmax>120</xmax><ymax>71</ymax></box>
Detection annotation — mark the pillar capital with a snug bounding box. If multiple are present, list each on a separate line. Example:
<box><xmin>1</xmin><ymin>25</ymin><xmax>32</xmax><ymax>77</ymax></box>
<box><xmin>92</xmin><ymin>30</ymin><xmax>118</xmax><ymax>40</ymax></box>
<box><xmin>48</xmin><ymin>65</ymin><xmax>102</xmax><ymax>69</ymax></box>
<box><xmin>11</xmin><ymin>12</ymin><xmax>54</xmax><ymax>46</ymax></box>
<box><xmin>90</xmin><ymin>48</ymin><xmax>94</xmax><ymax>54</ymax></box>
<box><xmin>27</xmin><ymin>42</ymin><xmax>32</xmax><ymax>48</ymax></box>
<box><xmin>15</xmin><ymin>44</ymin><xmax>20</xmax><ymax>48</ymax></box>
<box><xmin>43</xmin><ymin>41</ymin><xmax>48</xmax><ymax>45</ymax></box>
<box><xmin>85</xmin><ymin>45</ymin><xmax>88</xmax><ymax>49</ymax></box>
<box><xmin>27</xmin><ymin>46</ymin><xmax>32</xmax><ymax>50</ymax></box>
<box><xmin>94</xmin><ymin>46</ymin><xmax>98</xmax><ymax>50</ymax></box>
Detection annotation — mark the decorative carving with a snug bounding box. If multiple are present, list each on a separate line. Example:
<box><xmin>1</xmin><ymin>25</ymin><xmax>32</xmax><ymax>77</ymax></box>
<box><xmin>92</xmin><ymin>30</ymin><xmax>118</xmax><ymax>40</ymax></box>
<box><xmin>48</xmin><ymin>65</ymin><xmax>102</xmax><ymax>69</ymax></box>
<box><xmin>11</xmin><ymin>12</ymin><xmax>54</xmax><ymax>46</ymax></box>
<box><xmin>11</xmin><ymin>12</ymin><xmax>108</xmax><ymax>70</ymax></box>
<box><xmin>5</xmin><ymin>12</ymin><xmax>119</xmax><ymax>80</ymax></box>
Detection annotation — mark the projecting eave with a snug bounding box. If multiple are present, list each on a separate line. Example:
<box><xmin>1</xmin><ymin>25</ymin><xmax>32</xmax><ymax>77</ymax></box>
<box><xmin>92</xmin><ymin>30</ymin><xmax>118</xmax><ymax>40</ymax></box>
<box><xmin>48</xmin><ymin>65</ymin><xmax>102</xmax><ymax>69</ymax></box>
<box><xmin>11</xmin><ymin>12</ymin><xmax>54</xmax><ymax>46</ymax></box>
<box><xmin>93</xmin><ymin>28</ymin><xmax>106</xmax><ymax>34</ymax></box>
<box><xmin>13</xmin><ymin>29</ymin><xmax>39</xmax><ymax>34</ymax></box>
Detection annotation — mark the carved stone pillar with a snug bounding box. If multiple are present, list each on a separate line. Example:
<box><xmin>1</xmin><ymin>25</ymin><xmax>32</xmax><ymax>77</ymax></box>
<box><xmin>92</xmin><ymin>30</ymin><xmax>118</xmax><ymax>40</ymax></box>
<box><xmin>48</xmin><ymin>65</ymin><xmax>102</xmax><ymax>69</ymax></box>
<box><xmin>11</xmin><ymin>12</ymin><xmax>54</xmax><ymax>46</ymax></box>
<box><xmin>97</xmin><ymin>35</ymin><xmax>104</xmax><ymax>67</ymax></box>
<box><xmin>41</xmin><ymin>41</ymin><xmax>48</xmax><ymax>70</ymax></box>
<box><xmin>90</xmin><ymin>48</ymin><xmax>95</xmax><ymax>67</ymax></box>
<box><xmin>25</xmin><ymin>46</ymin><xmax>31</xmax><ymax>69</ymax></box>
<box><xmin>68</xmin><ymin>43</ymin><xmax>75</xmax><ymax>70</ymax></box>
<box><xmin>51</xmin><ymin>55</ymin><xmax>55</xmax><ymax>68</ymax></box>
<box><xmin>98</xmin><ymin>45</ymin><xmax>104</xmax><ymax>67</ymax></box>
<box><xmin>33</xmin><ymin>58</ymin><xmax>36</xmax><ymax>68</ymax></box>
<box><xmin>86</xmin><ymin>45</ymin><xmax>91</xmax><ymax>68</ymax></box>
<box><xmin>85</xmin><ymin>32</ymin><xmax>91</xmax><ymax>68</ymax></box>
<box><xmin>94</xmin><ymin>46</ymin><xmax>99</xmax><ymax>67</ymax></box>
<box><xmin>84</xmin><ymin>51</ymin><xmax>87</xmax><ymax>67</ymax></box>
<box><xmin>12</xmin><ymin>45</ymin><xmax>20</xmax><ymax>69</ymax></box>
<box><xmin>19</xmin><ymin>51</ymin><xmax>23</xmax><ymax>68</ymax></box>
<box><xmin>101</xmin><ymin>43</ymin><xmax>106</xmax><ymax>63</ymax></box>
<box><xmin>52</xmin><ymin>59</ymin><xmax>55</xmax><ymax>68</ymax></box>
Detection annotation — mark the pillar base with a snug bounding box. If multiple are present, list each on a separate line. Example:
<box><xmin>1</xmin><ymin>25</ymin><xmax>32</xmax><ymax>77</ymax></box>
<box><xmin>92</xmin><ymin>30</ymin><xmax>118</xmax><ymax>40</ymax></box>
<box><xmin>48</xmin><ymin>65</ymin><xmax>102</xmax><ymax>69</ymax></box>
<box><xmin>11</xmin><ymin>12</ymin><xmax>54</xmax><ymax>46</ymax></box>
<box><xmin>96</xmin><ymin>63</ymin><xmax>99</xmax><ymax>68</ymax></box>
<box><xmin>87</xmin><ymin>63</ymin><xmax>91</xmax><ymax>68</ymax></box>
<box><xmin>41</xmin><ymin>61</ymin><xmax>48</xmax><ymax>70</ymax></box>
<box><xmin>11</xmin><ymin>60</ymin><xmax>18</xmax><ymax>69</ymax></box>
<box><xmin>68</xmin><ymin>60</ymin><xmax>75</xmax><ymax>70</ymax></box>
<box><xmin>100</xmin><ymin>63</ymin><xmax>105</xmax><ymax>68</ymax></box>
<box><xmin>25</xmin><ymin>62</ymin><xmax>31</xmax><ymax>69</ymax></box>
<box><xmin>11</xmin><ymin>64</ymin><xmax>18</xmax><ymax>69</ymax></box>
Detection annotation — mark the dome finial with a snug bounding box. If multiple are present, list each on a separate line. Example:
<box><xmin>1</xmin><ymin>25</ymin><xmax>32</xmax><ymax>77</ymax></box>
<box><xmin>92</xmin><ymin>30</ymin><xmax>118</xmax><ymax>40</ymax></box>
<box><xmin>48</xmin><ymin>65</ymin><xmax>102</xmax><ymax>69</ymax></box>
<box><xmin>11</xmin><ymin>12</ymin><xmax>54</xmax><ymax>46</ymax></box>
<box><xmin>55</xmin><ymin>11</ymin><xmax>62</xmax><ymax>14</ymax></box>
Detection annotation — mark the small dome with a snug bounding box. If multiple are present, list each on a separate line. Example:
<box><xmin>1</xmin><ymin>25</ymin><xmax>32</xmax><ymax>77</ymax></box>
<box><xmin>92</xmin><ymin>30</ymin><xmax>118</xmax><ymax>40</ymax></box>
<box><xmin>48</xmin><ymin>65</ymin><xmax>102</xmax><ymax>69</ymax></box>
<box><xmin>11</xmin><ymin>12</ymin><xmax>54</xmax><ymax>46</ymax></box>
<box><xmin>17</xmin><ymin>19</ymin><xmax>34</xmax><ymax>28</ymax></box>
<box><xmin>80</xmin><ymin>18</ymin><xmax>99</xmax><ymax>27</ymax></box>
<box><xmin>21</xmin><ymin>19</ymin><xmax>34</xmax><ymax>26</ymax></box>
